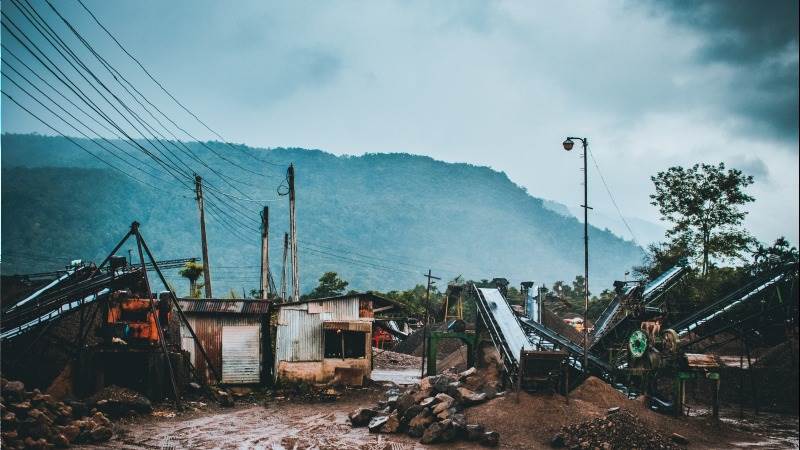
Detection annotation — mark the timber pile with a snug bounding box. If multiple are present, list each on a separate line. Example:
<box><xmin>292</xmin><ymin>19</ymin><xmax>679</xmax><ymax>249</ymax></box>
<box><xmin>1</xmin><ymin>377</ymin><xmax>113</xmax><ymax>449</ymax></box>
<box><xmin>551</xmin><ymin>409</ymin><xmax>683</xmax><ymax>449</ymax></box>
<box><xmin>349</xmin><ymin>366</ymin><xmax>501</xmax><ymax>446</ymax></box>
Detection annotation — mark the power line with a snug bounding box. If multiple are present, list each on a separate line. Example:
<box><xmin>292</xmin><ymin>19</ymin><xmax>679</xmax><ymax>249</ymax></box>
<box><xmin>73</xmin><ymin>0</ymin><xmax>286</xmax><ymax>171</ymax></box>
<box><xmin>587</xmin><ymin>148</ymin><xmax>643</xmax><ymax>249</ymax></box>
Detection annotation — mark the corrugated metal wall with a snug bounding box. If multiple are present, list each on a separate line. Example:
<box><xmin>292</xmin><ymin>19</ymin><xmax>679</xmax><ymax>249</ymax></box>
<box><xmin>275</xmin><ymin>297</ymin><xmax>370</xmax><ymax>372</ymax></box>
<box><xmin>179</xmin><ymin>315</ymin><xmax>261</xmax><ymax>384</ymax></box>
<box><xmin>275</xmin><ymin>308</ymin><xmax>323</xmax><ymax>363</ymax></box>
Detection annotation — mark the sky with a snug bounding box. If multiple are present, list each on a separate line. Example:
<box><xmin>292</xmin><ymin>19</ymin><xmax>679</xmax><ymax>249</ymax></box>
<box><xmin>2</xmin><ymin>0</ymin><xmax>798</xmax><ymax>246</ymax></box>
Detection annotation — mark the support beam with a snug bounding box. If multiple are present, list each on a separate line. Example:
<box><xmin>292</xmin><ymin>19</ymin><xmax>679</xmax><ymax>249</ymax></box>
<box><xmin>260</xmin><ymin>206</ymin><xmax>270</xmax><ymax>299</ymax></box>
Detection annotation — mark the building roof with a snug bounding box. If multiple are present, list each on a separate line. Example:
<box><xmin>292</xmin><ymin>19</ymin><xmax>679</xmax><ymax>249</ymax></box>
<box><xmin>278</xmin><ymin>292</ymin><xmax>403</xmax><ymax>311</ymax></box>
<box><xmin>177</xmin><ymin>298</ymin><xmax>271</xmax><ymax>315</ymax></box>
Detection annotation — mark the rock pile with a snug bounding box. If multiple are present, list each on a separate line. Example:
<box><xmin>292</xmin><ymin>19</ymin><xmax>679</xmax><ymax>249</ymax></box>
<box><xmin>1</xmin><ymin>378</ymin><xmax>113</xmax><ymax>449</ymax></box>
<box><xmin>88</xmin><ymin>385</ymin><xmax>153</xmax><ymax>418</ymax></box>
<box><xmin>551</xmin><ymin>409</ymin><xmax>683</xmax><ymax>449</ymax></box>
<box><xmin>349</xmin><ymin>367</ymin><xmax>500</xmax><ymax>446</ymax></box>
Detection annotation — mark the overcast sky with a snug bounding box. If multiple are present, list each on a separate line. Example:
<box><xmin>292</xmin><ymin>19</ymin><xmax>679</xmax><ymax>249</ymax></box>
<box><xmin>2</xmin><ymin>0</ymin><xmax>798</xmax><ymax>245</ymax></box>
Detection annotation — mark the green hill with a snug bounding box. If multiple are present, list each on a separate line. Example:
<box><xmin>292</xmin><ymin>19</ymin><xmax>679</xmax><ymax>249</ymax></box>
<box><xmin>1</xmin><ymin>133</ymin><xmax>643</xmax><ymax>296</ymax></box>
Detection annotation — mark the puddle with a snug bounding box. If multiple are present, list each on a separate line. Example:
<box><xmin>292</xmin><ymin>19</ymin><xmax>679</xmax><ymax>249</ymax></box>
<box><xmin>371</xmin><ymin>368</ymin><xmax>421</xmax><ymax>385</ymax></box>
<box><xmin>689</xmin><ymin>406</ymin><xmax>799</xmax><ymax>449</ymax></box>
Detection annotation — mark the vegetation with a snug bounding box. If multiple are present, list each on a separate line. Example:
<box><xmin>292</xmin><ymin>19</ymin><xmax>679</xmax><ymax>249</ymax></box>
<box><xmin>179</xmin><ymin>261</ymin><xmax>205</xmax><ymax>298</ymax></box>
<box><xmin>304</xmin><ymin>271</ymin><xmax>349</xmax><ymax>299</ymax></box>
<box><xmin>650</xmin><ymin>163</ymin><xmax>754</xmax><ymax>276</ymax></box>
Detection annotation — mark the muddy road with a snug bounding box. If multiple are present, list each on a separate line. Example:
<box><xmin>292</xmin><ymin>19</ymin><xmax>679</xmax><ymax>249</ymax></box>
<box><xmin>97</xmin><ymin>390</ymin><xmax>428</xmax><ymax>450</ymax></box>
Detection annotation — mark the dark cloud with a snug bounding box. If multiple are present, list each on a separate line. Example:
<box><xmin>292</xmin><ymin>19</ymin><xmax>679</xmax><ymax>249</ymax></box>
<box><xmin>647</xmin><ymin>0</ymin><xmax>799</xmax><ymax>141</ymax></box>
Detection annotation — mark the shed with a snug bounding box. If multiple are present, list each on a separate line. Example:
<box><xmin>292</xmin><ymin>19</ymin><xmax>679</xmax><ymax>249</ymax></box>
<box><xmin>177</xmin><ymin>298</ymin><xmax>271</xmax><ymax>385</ymax></box>
<box><xmin>274</xmin><ymin>293</ymin><xmax>399</xmax><ymax>385</ymax></box>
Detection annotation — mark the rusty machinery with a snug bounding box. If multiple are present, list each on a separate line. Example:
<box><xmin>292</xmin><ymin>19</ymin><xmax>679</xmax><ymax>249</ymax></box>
<box><xmin>102</xmin><ymin>290</ymin><xmax>172</xmax><ymax>345</ymax></box>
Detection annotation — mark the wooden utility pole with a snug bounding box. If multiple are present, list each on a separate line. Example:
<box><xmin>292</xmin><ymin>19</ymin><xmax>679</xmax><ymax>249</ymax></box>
<box><xmin>280</xmin><ymin>232</ymin><xmax>289</xmax><ymax>301</ymax></box>
<box><xmin>288</xmin><ymin>164</ymin><xmax>299</xmax><ymax>301</ymax></box>
<box><xmin>194</xmin><ymin>174</ymin><xmax>213</xmax><ymax>298</ymax></box>
<box><xmin>420</xmin><ymin>269</ymin><xmax>441</xmax><ymax>377</ymax></box>
<box><xmin>260</xmin><ymin>206</ymin><xmax>270</xmax><ymax>299</ymax></box>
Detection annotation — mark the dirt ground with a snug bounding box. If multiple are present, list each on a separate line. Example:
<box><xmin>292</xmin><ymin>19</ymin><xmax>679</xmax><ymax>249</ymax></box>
<box><xmin>88</xmin><ymin>379</ymin><xmax>798</xmax><ymax>450</ymax></box>
<box><xmin>94</xmin><ymin>388</ymin><xmax>429</xmax><ymax>450</ymax></box>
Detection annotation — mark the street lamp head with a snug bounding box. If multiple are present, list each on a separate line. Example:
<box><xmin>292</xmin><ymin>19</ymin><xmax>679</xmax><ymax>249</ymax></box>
<box><xmin>562</xmin><ymin>138</ymin><xmax>574</xmax><ymax>151</ymax></box>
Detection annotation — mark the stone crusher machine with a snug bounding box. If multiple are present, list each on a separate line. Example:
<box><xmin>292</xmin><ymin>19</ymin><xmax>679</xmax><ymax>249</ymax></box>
<box><xmin>101</xmin><ymin>289</ymin><xmax>173</xmax><ymax>345</ymax></box>
<box><xmin>601</xmin><ymin>263</ymin><xmax>797</xmax><ymax>417</ymax></box>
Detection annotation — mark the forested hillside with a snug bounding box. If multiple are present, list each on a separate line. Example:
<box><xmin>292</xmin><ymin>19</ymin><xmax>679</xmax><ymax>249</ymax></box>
<box><xmin>1</xmin><ymin>133</ymin><xmax>643</xmax><ymax>296</ymax></box>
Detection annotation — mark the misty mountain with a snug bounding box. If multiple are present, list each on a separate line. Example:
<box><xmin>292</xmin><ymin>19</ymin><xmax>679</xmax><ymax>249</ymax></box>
<box><xmin>1</xmin><ymin>133</ymin><xmax>644</xmax><ymax>296</ymax></box>
<box><xmin>541</xmin><ymin>199</ymin><xmax>667</xmax><ymax>247</ymax></box>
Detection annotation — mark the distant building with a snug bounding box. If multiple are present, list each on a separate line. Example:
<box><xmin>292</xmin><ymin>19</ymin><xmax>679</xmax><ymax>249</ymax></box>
<box><xmin>178</xmin><ymin>298</ymin><xmax>271</xmax><ymax>385</ymax></box>
<box><xmin>274</xmin><ymin>293</ymin><xmax>399</xmax><ymax>385</ymax></box>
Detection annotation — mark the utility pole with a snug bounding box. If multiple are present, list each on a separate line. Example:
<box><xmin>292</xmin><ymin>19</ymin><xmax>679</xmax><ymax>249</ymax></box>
<box><xmin>420</xmin><ymin>269</ymin><xmax>441</xmax><ymax>377</ymax></box>
<box><xmin>194</xmin><ymin>174</ymin><xmax>213</xmax><ymax>298</ymax></box>
<box><xmin>260</xmin><ymin>206</ymin><xmax>270</xmax><ymax>299</ymax></box>
<box><xmin>280</xmin><ymin>232</ymin><xmax>289</xmax><ymax>301</ymax></box>
<box><xmin>288</xmin><ymin>164</ymin><xmax>299</xmax><ymax>301</ymax></box>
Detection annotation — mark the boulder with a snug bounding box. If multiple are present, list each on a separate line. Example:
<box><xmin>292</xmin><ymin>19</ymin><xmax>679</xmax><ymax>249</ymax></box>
<box><xmin>395</xmin><ymin>392</ymin><xmax>417</xmax><ymax>414</ymax></box>
<box><xmin>368</xmin><ymin>415</ymin><xmax>389</xmax><ymax>433</ymax></box>
<box><xmin>65</xmin><ymin>401</ymin><xmax>88</xmax><ymax>419</ymax></box>
<box><xmin>419</xmin><ymin>397</ymin><xmax>435</xmax><ymax>408</ymax></box>
<box><xmin>2</xmin><ymin>381</ymin><xmax>25</xmax><ymax>402</ymax></box>
<box><xmin>386</xmin><ymin>395</ymin><xmax>399</xmax><ymax>408</ymax></box>
<box><xmin>480</xmin><ymin>431</ymin><xmax>500</xmax><ymax>447</ymax></box>
<box><xmin>550</xmin><ymin>433</ymin><xmax>565</xmax><ymax>447</ymax></box>
<box><xmin>466</xmin><ymin>424</ymin><xmax>485</xmax><ymax>441</ymax></box>
<box><xmin>53</xmin><ymin>433</ymin><xmax>70</xmax><ymax>448</ymax></box>
<box><xmin>407</xmin><ymin>410</ymin><xmax>434</xmax><ymax>437</ymax></box>
<box><xmin>420</xmin><ymin>421</ymin><xmax>446</xmax><ymax>444</ymax></box>
<box><xmin>216</xmin><ymin>390</ymin><xmax>234</xmax><ymax>408</ymax></box>
<box><xmin>60</xmin><ymin>424</ymin><xmax>80</xmax><ymax>443</ymax></box>
<box><xmin>401</xmin><ymin>404</ymin><xmax>424</xmax><ymax>425</ymax></box>
<box><xmin>349</xmin><ymin>408</ymin><xmax>379</xmax><ymax>427</ymax></box>
<box><xmin>459</xmin><ymin>367</ymin><xmax>477</xmax><ymax>380</ymax></box>
<box><xmin>457</xmin><ymin>387</ymin><xmax>488</xmax><ymax>405</ymax></box>
<box><xmin>23</xmin><ymin>437</ymin><xmax>48</xmax><ymax>450</ymax></box>
<box><xmin>382</xmin><ymin>412</ymin><xmax>401</xmax><ymax>433</ymax></box>
<box><xmin>90</xmin><ymin>425</ymin><xmax>113</xmax><ymax>442</ymax></box>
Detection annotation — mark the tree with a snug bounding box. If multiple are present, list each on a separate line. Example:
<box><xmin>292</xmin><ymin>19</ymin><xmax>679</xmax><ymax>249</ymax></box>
<box><xmin>650</xmin><ymin>163</ymin><xmax>754</xmax><ymax>277</ymax></box>
<box><xmin>179</xmin><ymin>261</ymin><xmax>205</xmax><ymax>298</ymax></box>
<box><xmin>306</xmin><ymin>272</ymin><xmax>349</xmax><ymax>299</ymax></box>
<box><xmin>749</xmin><ymin>237</ymin><xmax>799</xmax><ymax>275</ymax></box>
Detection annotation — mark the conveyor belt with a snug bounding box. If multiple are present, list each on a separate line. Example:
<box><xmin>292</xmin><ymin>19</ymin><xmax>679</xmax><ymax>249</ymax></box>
<box><xmin>519</xmin><ymin>316</ymin><xmax>613</xmax><ymax>375</ymax></box>
<box><xmin>473</xmin><ymin>287</ymin><xmax>534</xmax><ymax>378</ymax></box>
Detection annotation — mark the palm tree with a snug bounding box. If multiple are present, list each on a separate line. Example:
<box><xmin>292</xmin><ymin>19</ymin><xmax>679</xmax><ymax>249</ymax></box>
<box><xmin>179</xmin><ymin>261</ymin><xmax>205</xmax><ymax>298</ymax></box>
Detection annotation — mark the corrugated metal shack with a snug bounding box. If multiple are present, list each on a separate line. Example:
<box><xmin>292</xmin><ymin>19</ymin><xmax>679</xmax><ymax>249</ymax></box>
<box><xmin>274</xmin><ymin>293</ymin><xmax>398</xmax><ymax>385</ymax></box>
<box><xmin>178</xmin><ymin>299</ymin><xmax>271</xmax><ymax>385</ymax></box>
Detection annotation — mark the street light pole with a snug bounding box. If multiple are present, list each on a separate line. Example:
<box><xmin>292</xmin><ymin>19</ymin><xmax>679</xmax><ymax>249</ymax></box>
<box><xmin>563</xmin><ymin>137</ymin><xmax>590</xmax><ymax>374</ymax></box>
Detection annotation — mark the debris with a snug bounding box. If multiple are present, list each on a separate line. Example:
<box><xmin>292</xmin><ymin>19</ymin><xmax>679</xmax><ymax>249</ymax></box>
<box><xmin>368</xmin><ymin>415</ymin><xmax>389</xmax><ymax>433</ymax></box>
<box><xmin>671</xmin><ymin>433</ymin><xmax>690</xmax><ymax>445</ymax></box>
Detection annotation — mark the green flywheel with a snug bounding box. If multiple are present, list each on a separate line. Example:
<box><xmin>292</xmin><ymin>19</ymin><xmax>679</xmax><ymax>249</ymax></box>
<box><xmin>628</xmin><ymin>329</ymin><xmax>648</xmax><ymax>359</ymax></box>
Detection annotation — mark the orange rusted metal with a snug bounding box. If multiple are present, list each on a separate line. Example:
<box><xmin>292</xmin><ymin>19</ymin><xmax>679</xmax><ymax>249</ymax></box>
<box><xmin>105</xmin><ymin>290</ymin><xmax>171</xmax><ymax>344</ymax></box>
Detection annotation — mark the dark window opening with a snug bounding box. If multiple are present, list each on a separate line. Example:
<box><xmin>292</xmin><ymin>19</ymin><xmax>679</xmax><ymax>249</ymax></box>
<box><xmin>324</xmin><ymin>329</ymin><xmax>367</xmax><ymax>359</ymax></box>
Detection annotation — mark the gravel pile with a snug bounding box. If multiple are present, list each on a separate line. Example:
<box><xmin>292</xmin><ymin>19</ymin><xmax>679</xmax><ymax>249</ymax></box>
<box><xmin>551</xmin><ymin>409</ymin><xmax>685</xmax><ymax>449</ymax></box>
<box><xmin>349</xmin><ymin>365</ymin><xmax>502</xmax><ymax>446</ymax></box>
<box><xmin>372</xmin><ymin>348</ymin><xmax>422</xmax><ymax>369</ymax></box>
<box><xmin>1</xmin><ymin>377</ymin><xmax>114</xmax><ymax>449</ymax></box>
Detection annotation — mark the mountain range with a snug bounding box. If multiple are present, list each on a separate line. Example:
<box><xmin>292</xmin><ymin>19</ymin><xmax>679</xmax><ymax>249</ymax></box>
<box><xmin>1</xmin><ymin>133</ymin><xmax>644</xmax><ymax>297</ymax></box>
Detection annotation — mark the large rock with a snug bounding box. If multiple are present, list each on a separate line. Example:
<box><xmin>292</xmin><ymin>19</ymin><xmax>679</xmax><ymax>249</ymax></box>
<box><xmin>401</xmin><ymin>404</ymin><xmax>424</xmax><ymax>425</ymax></box>
<box><xmin>432</xmin><ymin>394</ymin><xmax>454</xmax><ymax>415</ymax></box>
<box><xmin>382</xmin><ymin>412</ymin><xmax>401</xmax><ymax>433</ymax></box>
<box><xmin>459</xmin><ymin>367</ymin><xmax>477</xmax><ymax>380</ymax></box>
<box><xmin>2</xmin><ymin>381</ymin><xmax>25</xmax><ymax>402</ymax></box>
<box><xmin>349</xmin><ymin>408</ymin><xmax>379</xmax><ymax>427</ymax></box>
<box><xmin>480</xmin><ymin>431</ymin><xmax>500</xmax><ymax>447</ymax></box>
<box><xmin>368</xmin><ymin>415</ymin><xmax>389</xmax><ymax>433</ymax></box>
<box><xmin>466</xmin><ymin>424</ymin><xmax>486</xmax><ymax>441</ymax></box>
<box><xmin>419</xmin><ymin>397</ymin><xmax>435</xmax><ymax>408</ymax></box>
<box><xmin>395</xmin><ymin>392</ymin><xmax>417</xmax><ymax>414</ymax></box>
<box><xmin>420</xmin><ymin>421</ymin><xmax>446</xmax><ymax>445</ymax></box>
<box><xmin>457</xmin><ymin>387</ymin><xmax>488</xmax><ymax>405</ymax></box>
<box><xmin>407</xmin><ymin>410</ymin><xmax>434</xmax><ymax>437</ymax></box>
<box><xmin>90</xmin><ymin>425</ymin><xmax>113</xmax><ymax>442</ymax></box>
